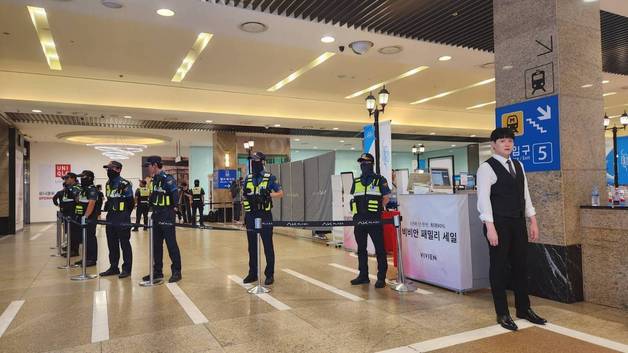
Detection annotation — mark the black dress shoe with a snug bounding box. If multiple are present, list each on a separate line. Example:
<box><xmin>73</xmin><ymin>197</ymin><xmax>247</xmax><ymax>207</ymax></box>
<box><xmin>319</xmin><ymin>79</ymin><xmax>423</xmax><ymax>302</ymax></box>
<box><xmin>374</xmin><ymin>279</ymin><xmax>386</xmax><ymax>288</ymax></box>
<box><xmin>169</xmin><ymin>272</ymin><xmax>182</xmax><ymax>283</ymax></box>
<box><xmin>350</xmin><ymin>276</ymin><xmax>370</xmax><ymax>285</ymax></box>
<box><xmin>516</xmin><ymin>308</ymin><xmax>547</xmax><ymax>325</ymax></box>
<box><xmin>99</xmin><ymin>268</ymin><xmax>120</xmax><ymax>276</ymax></box>
<box><xmin>118</xmin><ymin>271</ymin><xmax>131</xmax><ymax>279</ymax></box>
<box><xmin>265</xmin><ymin>277</ymin><xmax>274</xmax><ymax>285</ymax></box>
<box><xmin>142</xmin><ymin>273</ymin><xmax>164</xmax><ymax>281</ymax></box>
<box><xmin>243</xmin><ymin>274</ymin><xmax>258</xmax><ymax>284</ymax></box>
<box><xmin>497</xmin><ymin>314</ymin><xmax>518</xmax><ymax>331</ymax></box>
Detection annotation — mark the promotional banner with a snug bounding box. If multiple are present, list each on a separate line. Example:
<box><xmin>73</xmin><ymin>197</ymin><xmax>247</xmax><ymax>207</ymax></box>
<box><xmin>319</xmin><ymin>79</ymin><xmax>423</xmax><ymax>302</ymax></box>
<box><xmin>363</xmin><ymin>120</ymin><xmax>392</xmax><ymax>184</ymax></box>
<box><xmin>398</xmin><ymin>194</ymin><xmax>473</xmax><ymax>291</ymax></box>
<box><xmin>606</xmin><ymin>136</ymin><xmax>628</xmax><ymax>185</ymax></box>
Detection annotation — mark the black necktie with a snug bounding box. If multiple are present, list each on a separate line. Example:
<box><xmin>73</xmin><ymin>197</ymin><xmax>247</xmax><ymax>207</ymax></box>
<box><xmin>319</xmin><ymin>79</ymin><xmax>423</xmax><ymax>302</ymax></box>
<box><xmin>506</xmin><ymin>160</ymin><xmax>516</xmax><ymax>179</ymax></box>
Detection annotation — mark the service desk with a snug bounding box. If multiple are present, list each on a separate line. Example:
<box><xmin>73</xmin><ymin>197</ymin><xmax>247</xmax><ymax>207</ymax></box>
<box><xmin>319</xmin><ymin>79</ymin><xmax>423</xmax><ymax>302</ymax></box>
<box><xmin>398</xmin><ymin>193</ymin><xmax>489</xmax><ymax>292</ymax></box>
<box><xmin>580</xmin><ymin>206</ymin><xmax>628</xmax><ymax>309</ymax></box>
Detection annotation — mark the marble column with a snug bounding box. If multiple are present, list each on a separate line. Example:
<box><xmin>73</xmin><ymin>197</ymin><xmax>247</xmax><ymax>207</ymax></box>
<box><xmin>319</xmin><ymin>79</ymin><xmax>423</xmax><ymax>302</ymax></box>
<box><xmin>493</xmin><ymin>0</ymin><xmax>606</xmax><ymax>302</ymax></box>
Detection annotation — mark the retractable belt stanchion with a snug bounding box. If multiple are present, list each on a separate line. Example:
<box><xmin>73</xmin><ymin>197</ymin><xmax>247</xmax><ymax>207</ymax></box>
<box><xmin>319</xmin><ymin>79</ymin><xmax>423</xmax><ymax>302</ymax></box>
<box><xmin>58</xmin><ymin>217</ymin><xmax>79</xmax><ymax>270</ymax></box>
<box><xmin>139</xmin><ymin>218</ymin><xmax>163</xmax><ymax>287</ymax></box>
<box><xmin>390</xmin><ymin>214</ymin><xmax>416</xmax><ymax>292</ymax></box>
<box><xmin>248</xmin><ymin>217</ymin><xmax>270</xmax><ymax>294</ymax></box>
<box><xmin>51</xmin><ymin>212</ymin><xmax>63</xmax><ymax>256</ymax></box>
<box><xmin>71</xmin><ymin>216</ymin><xmax>97</xmax><ymax>281</ymax></box>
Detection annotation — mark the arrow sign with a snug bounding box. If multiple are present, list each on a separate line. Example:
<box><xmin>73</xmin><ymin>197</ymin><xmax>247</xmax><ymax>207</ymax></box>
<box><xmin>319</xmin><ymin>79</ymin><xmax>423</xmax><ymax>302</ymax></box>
<box><xmin>536</xmin><ymin>36</ymin><xmax>553</xmax><ymax>56</ymax></box>
<box><xmin>537</xmin><ymin>105</ymin><xmax>552</xmax><ymax>121</ymax></box>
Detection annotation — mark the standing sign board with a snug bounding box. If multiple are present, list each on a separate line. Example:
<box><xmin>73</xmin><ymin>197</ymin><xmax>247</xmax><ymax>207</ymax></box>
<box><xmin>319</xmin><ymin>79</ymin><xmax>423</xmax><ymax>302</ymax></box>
<box><xmin>495</xmin><ymin>94</ymin><xmax>560</xmax><ymax>172</ymax></box>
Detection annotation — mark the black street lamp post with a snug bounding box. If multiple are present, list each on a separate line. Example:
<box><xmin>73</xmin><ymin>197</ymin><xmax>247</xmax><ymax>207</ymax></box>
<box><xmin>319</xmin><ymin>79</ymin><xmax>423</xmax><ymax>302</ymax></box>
<box><xmin>365</xmin><ymin>86</ymin><xmax>389</xmax><ymax>175</ymax></box>
<box><xmin>604</xmin><ymin>111</ymin><xmax>628</xmax><ymax>188</ymax></box>
<box><xmin>243</xmin><ymin>140</ymin><xmax>255</xmax><ymax>175</ymax></box>
<box><xmin>411</xmin><ymin>144</ymin><xmax>425</xmax><ymax>171</ymax></box>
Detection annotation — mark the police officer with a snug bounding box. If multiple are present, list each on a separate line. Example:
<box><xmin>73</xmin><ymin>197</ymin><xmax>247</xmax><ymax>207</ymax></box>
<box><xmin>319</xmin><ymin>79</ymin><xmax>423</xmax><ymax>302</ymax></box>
<box><xmin>242</xmin><ymin>152</ymin><xmax>283</xmax><ymax>285</ymax></box>
<box><xmin>74</xmin><ymin>170</ymin><xmax>99</xmax><ymax>266</ymax></box>
<box><xmin>143</xmin><ymin>156</ymin><xmax>182</xmax><ymax>283</ymax></box>
<box><xmin>59</xmin><ymin>173</ymin><xmax>81</xmax><ymax>257</ymax></box>
<box><xmin>190</xmin><ymin>179</ymin><xmax>205</xmax><ymax>227</ymax></box>
<box><xmin>350</xmin><ymin>153</ymin><xmax>391</xmax><ymax>289</ymax></box>
<box><xmin>132</xmin><ymin>180</ymin><xmax>150</xmax><ymax>231</ymax></box>
<box><xmin>95</xmin><ymin>185</ymin><xmax>104</xmax><ymax>218</ymax></box>
<box><xmin>100</xmin><ymin>161</ymin><xmax>134</xmax><ymax>279</ymax></box>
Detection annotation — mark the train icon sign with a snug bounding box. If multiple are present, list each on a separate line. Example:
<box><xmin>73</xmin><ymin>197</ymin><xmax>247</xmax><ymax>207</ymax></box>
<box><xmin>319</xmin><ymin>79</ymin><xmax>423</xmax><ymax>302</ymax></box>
<box><xmin>495</xmin><ymin>95</ymin><xmax>561</xmax><ymax>172</ymax></box>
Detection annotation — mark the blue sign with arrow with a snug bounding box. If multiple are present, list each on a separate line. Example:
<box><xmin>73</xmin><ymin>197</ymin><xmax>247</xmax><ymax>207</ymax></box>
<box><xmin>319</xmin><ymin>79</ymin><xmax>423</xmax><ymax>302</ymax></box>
<box><xmin>495</xmin><ymin>94</ymin><xmax>561</xmax><ymax>172</ymax></box>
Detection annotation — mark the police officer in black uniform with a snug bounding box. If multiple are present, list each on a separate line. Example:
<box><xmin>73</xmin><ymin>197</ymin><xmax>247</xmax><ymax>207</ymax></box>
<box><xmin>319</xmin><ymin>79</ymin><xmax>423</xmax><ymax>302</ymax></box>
<box><xmin>143</xmin><ymin>156</ymin><xmax>182</xmax><ymax>283</ymax></box>
<box><xmin>350</xmin><ymin>153</ymin><xmax>391</xmax><ymax>288</ymax></box>
<box><xmin>74</xmin><ymin>170</ymin><xmax>99</xmax><ymax>266</ymax></box>
<box><xmin>100</xmin><ymin>161</ymin><xmax>134</xmax><ymax>279</ymax></box>
<box><xmin>132</xmin><ymin>180</ymin><xmax>150</xmax><ymax>231</ymax></box>
<box><xmin>95</xmin><ymin>185</ymin><xmax>104</xmax><ymax>218</ymax></box>
<box><xmin>59</xmin><ymin>172</ymin><xmax>81</xmax><ymax>257</ymax></box>
<box><xmin>242</xmin><ymin>152</ymin><xmax>283</xmax><ymax>285</ymax></box>
<box><xmin>190</xmin><ymin>179</ymin><xmax>205</xmax><ymax>227</ymax></box>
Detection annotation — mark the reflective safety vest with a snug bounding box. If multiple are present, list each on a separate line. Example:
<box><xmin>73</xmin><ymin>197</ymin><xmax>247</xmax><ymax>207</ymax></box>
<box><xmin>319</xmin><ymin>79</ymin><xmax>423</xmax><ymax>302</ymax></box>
<box><xmin>61</xmin><ymin>185</ymin><xmax>80</xmax><ymax>215</ymax></box>
<box><xmin>242</xmin><ymin>173</ymin><xmax>272</xmax><ymax>212</ymax></box>
<box><xmin>150</xmin><ymin>177</ymin><xmax>172</xmax><ymax>208</ymax></box>
<box><xmin>351</xmin><ymin>176</ymin><xmax>383</xmax><ymax>215</ymax></box>
<box><xmin>75</xmin><ymin>185</ymin><xmax>94</xmax><ymax>217</ymax></box>
<box><xmin>191</xmin><ymin>187</ymin><xmax>203</xmax><ymax>202</ymax></box>
<box><xmin>106</xmin><ymin>179</ymin><xmax>131</xmax><ymax>212</ymax></box>
<box><xmin>138</xmin><ymin>187</ymin><xmax>150</xmax><ymax>204</ymax></box>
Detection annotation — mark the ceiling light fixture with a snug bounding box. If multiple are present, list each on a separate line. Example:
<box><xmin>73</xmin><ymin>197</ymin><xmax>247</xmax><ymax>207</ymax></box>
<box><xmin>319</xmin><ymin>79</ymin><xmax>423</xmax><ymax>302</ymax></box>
<box><xmin>294</xmin><ymin>138</ymin><xmax>300</xmax><ymax>142</ymax></box>
<box><xmin>171</xmin><ymin>32</ymin><xmax>213</xmax><ymax>82</ymax></box>
<box><xmin>27</xmin><ymin>6</ymin><xmax>62</xmax><ymax>70</ymax></box>
<box><xmin>321</xmin><ymin>35</ymin><xmax>335</xmax><ymax>43</ymax></box>
<box><xmin>466</xmin><ymin>101</ymin><xmax>496</xmax><ymax>110</ymax></box>
<box><xmin>350</xmin><ymin>147</ymin><xmax>355</xmax><ymax>150</ymax></box>
<box><xmin>101</xmin><ymin>1</ymin><xmax>123</xmax><ymax>9</ymax></box>
<box><xmin>32</xmin><ymin>109</ymin><xmax>42</xmax><ymax>113</ymax></box>
<box><xmin>581</xmin><ymin>84</ymin><xmax>593</xmax><ymax>88</ymax></box>
<box><xmin>123</xmin><ymin>115</ymin><xmax>132</xmax><ymax>119</ymax></box>
<box><xmin>438</xmin><ymin>55</ymin><xmax>452</xmax><ymax>61</ymax></box>
<box><xmin>340</xmin><ymin>140</ymin><xmax>345</xmax><ymax>143</ymax></box>
<box><xmin>502</xmin><ymin>65</ymin><xmax>513</xmax><ymax>70</ymax></box>
<box><xmin>156</xmin><ymin>8</ymin><xmax>175</xmax><ymax>16</ymax></box>
<box><xmin>267</xmin><ymin>52</ymin><xmax>335</xmax><ymax>91</ymax></box>
<box><xmin>429</xmin><ymin>132</ymin><xmax>436</xmax><ymax>135</ymax></box>
<box><xmin>378</xmin><ymin>45</ymin><xmax>403</xmax><ymax>55</ymax></box>
<box><xmin>451</xmin><ymin>144</ymin><xmax>457</xmax><ymax>147</ymax></box>
<box><xmin>205</xmin><ymin>120</ymin><xmax>213</xmax><ymax>123</ymax></box>
<box><xmin>274</xmin><ymin>124</ymin><xmax>281</xmax><ymax>127</ymax></box>
<box><xmin>239</xmin><ymin>21</ymin><xmax>268</xmax><ymax>33</ymax></box>
<box><xmin>603</xmin><ymin>92</ymin><xmax>617</xmax><ymax>97</ymax></box>
<box><xmin>602</xmin><ymin>80</ymin><xmax>610</xmax><ymax>84</ymax></box>
<box><xmin>345</xmin><ymin>66</ymin><xmax>429</xmax><ymax>99</ymax></box>
<box><xmin>410</xmin><ymin>78</ymin><xmax>495</xmax><ymax>105</ymax></box>
<box><xmin>332</xmin><ymin>127</ymin><xmax>339</xmax><ymax>130</ymax></box>
<box><xmin>470</xmin><ymin>134</ymin><xmax>477</xmax><ymax>137</ymax></box>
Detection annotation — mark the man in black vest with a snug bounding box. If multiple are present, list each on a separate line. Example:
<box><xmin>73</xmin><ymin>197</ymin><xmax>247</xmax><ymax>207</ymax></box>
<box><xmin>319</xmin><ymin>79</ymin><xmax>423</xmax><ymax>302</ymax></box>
<box><xmin>190</xmin><ymin>179</ymin><xmax>205</xmax><ymax>227</ymax></box>
<box><xmin>477</xmin><ymin>128</ymin><xmax>547</xmax><ymax>331</ymax></box>
<box><xmin>132</xmin><ymin>179</ymin><xmax>150</xmax><ymax>231</ymax></box>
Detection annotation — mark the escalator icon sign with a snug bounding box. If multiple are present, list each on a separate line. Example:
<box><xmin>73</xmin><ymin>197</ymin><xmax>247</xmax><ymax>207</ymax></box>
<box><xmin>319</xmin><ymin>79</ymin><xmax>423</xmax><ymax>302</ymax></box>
<box><xmin>501</xmin><ymin>111</ymin><xmax>524</xmax><ymax>136</ymax></box>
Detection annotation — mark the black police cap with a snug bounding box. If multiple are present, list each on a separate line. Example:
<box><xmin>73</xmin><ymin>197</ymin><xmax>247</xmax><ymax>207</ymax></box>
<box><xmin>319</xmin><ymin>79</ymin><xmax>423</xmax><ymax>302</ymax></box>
<box><xmin>143</xmin><ymin>156</ymin><xmax>162</xmax><ymax>167</ymax></box>
<box><xmin>357</xmin><ymin>153</ymin><xmax>375</xmax><ymax>163</ymax></box>
<box><xmin>77</xmin><ymin>170</ymin><xmax>94</xmax><ymax>178</ymax></box>
<box><xmin>103</xmin><ymin>161</ymin><xmax>123</xmax><ymax>169</ymax></box>
<box><xmin>62</xmin><ymin>172</ymin><xmax>78</xmax><ymax>180</ymax></box>
<box><xmin>251</xmin><ymin>152</ymin><xmax>266</xmax><ymax>161</ymax></box>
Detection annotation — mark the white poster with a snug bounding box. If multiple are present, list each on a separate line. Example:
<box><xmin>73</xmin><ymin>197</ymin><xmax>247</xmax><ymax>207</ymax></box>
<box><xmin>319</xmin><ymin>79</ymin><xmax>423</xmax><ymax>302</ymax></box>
<box><xmin>378</xmin><ymin>120</ymin><xmax>393</xmax><ymax>184</ymax></box>
<box><xmin>398</xmin><ymin>194</ymin><xmax>473</xmax><ymax>291</ymax></box>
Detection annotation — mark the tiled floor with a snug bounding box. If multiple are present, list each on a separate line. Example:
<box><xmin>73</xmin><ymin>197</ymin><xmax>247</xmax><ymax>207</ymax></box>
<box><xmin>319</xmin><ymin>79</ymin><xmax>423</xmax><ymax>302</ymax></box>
<box><xmin>0</xmin><ymin>223</ymin><xmax>626</xmax><ymax>353</ymax></box>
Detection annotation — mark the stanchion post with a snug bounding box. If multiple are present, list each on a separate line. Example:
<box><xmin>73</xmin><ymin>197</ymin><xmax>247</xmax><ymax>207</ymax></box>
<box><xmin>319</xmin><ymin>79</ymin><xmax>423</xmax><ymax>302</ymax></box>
<box><xmin>51</xmin><ymin>212</ymin><xmax>62</xmax><ymax>256</ymax></box>
<box><xmin>248</xmin><ymin>217</ymin><xmax>270</xmax><ymax>294</ymax></box>
<box><xmin>58</xmin><ymin>217</ymin><xmax>79</xmax><ymax>269</ymax></box>
<box><xmin>390</xmin><ymin>214</ymin><xmax>416</xmax><ymax>292</ymax></box>
<box><xmin>71</xmin><ymin>216</ymin><xmax>97</xmax><ymax>281</ymax></box>
<box><xmin>140</xmin><ymin>218</ymin><xmax>163</xmax><ymax>287</ymax></box>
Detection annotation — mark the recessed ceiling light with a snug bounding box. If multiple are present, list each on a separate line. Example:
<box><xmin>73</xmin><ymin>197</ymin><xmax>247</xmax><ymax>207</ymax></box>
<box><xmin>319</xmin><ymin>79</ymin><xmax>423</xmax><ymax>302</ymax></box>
<box><xmin>321</xmin><ymin>35</ymin><xmax>335</xmax><ymax>43</ymax></box>
<box><xmin>603</xmin><ymin>92</ymin><xmax>617</xmax><ymax>97</ymax></box>
<box><xmin>27</xmin><ymin>6</ymin><xmax>62</xmax><ymax>70</ymax></box>
<box><xmin>294</xmin><ymin>138</ymin><xmax>300</xmax><ymax>142</ymax></box>
<box><xmin>345</xmin><ymin>66</ymin><xmax>429</xmax><ymax>99</ymax></box>
<box><xmin>267</xmin><ymin>52</ymin><xmax>335</xmax><ymax>91</ymax></box>
<box><xmin>274</xmin><ymin>124</ymin><xmax>281</xmax><ymax>127</ymax></box>
<box><xmin>32</xmin><ymin>109</ymin><xmax>42</xmax><ymax>113</ymax></box>
<box><xmin>411</xmin><ymin>78</ymin><xmax>495</xmax><ymax>105</ymax></box>
<box><xmin>101</xmin><ymin>1</ymin><xmax>123</xmax><ymax>9</ymax></box>
<box><xmin>451</xmin><ymin>144</ymin><xmax>457</xmax><ymax>147</ymax></box>
<box><xmin>239</xmin><ymin>21</ymin><xmax>267</xmax><ymax>33</ymax></box>
<box><xmin>340</xmin><ymin>140</ymin><xmax>345</xmax><ymax>143</ymax></box>
<box><xmin>602</xmin><ymin>80</ymin><xmax>610</xmax><ymax>84</ymax></box>
<box><xmin>438</xmin><ymin>55</ymin><xmax>452</xmax><ymax>61</ymax></box>
<box><xmin>378</xmin><ymin>45</ymin><xmax>403</xmax><ymax>55</ymax></box>
<box><xmin>466</xmin><ymin>101</ymin><xmax>496</xmax><ymax>110</ymax></box>
<box><xmin>429</xmin><ymin>132</ymin><xmax>436</xmax><ymax>135</ymax></box>
<box><xmin>123</xmin><ymin>115</ymin><xmax>132</xmax><ymax>119</ymax></box>
<box><xmin>350</xmin><ymin>147</ymin><xmax>355</xmax><ymax>150</ymax></box>
<box><xmin>470</xmin><ymin>134</ymin><xmax>477</xmax><ymax>137</ymax></box>
<box><xmin>502</xmin><ymin>65</ymin><xmax>513</xmax><ymax>70</ymax></box>
<box><xmin>333</xmin><ymin>127</ymin><xmax>339</xmax><ymax>130</ymax></box>
<box><xmin>581</xmin><ymin>84</ymin><xmax>593</xmax><ymax>88</ymax></box>
<box><xmin>157</xmin><ymin>8</ymin><xmax>175</xmax><ymax>16</ymax></box>
<box><xmin>171</xmin><ymin>32</ymin><xmax>213</xmax><ymax>82</ymax></box>
<box><xmin>205</xmin><ymin>120</ymin><xmax>213</xmax><ymax>123</ymax></box>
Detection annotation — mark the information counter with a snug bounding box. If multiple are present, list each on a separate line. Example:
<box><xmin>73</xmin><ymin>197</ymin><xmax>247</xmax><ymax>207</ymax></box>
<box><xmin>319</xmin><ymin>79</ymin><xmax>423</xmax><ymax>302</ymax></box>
<box><xmin>397</xmin><ymin>193</ymin><xmax>489</xmax><ymax>292</ymax></box>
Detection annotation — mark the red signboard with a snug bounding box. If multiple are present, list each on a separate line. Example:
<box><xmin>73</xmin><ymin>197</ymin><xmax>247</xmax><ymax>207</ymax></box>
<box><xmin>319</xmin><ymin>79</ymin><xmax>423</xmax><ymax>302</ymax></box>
<box><xmin>55</xmin><ymin>164</ymin><xmax>71</xmax><ymax>177</ymax></box>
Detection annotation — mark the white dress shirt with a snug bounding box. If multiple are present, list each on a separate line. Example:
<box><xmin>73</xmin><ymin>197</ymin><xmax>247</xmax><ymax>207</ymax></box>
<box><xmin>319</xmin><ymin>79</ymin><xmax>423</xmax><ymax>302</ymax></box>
<box><xmin>476</xmin><ymin>154</ymin><xmax>536</xmax><ymax>223</ymax></box>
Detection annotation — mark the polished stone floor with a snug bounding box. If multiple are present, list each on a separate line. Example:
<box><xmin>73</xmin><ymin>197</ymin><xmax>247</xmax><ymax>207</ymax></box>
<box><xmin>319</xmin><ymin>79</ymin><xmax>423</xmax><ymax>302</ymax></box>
<box><xmin>0</xmin><ymin>223</ymin><xmax>626</xmax><ymax>353</ymax></box>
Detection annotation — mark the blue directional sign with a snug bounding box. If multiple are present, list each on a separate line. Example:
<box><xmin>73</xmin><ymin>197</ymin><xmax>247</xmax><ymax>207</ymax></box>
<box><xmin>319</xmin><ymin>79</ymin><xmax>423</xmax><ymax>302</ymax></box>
<box><xmin>214</xmin><ymin>169</ymin><xmax>237</xmax><ymax>189</ymax></box>
<box><xmin>495</xmin><ymin>94</ymin><xmax>560</xmax><ymax>172</ymax></box>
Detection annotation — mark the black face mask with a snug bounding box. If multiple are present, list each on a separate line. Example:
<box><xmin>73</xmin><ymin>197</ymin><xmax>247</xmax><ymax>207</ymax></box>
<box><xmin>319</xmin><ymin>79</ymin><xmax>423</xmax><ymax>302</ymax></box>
<box><xmin>194</xmin><ymin>181</ymin><xmax>199</xmax><ymax>187</ymax></box>
<box><xmin>107</xmin><ymin>169</ymin><xmax>119</xmax><ymax>179</ymax></box>
<box><xmin>360</xmin><ymin>163</ymin><xmax>374</xmax><ymax>176</ymax></box>
<box><xmin>252</xmin><ymin>161</ymin><xmax>264</xmax><ymax>175</ymax></box>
